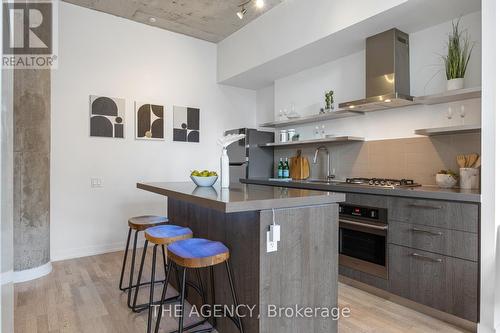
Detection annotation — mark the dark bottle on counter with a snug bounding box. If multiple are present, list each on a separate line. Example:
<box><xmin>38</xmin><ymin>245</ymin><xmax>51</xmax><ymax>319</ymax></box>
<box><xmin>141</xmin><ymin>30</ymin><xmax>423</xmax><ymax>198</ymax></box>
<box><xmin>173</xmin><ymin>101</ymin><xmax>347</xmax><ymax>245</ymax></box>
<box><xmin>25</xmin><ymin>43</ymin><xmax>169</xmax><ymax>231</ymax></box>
<box><xmin>278</xmin><ymin>158</ymin><xmax>284</xmax><ymax>178</ymax></box>
<box><xmin>283</xmin><ymin>158</ymin><xmax>290</xmax><ymax>178</ymax></box>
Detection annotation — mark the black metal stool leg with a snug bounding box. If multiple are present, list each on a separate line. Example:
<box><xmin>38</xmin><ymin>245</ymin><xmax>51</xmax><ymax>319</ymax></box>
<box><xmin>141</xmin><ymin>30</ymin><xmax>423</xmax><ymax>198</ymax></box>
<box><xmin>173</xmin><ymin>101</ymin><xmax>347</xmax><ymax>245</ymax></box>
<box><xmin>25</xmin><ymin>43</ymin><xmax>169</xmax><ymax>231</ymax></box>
<box><xmin>119</xmin><ymin>228</ymin><xmax>132</xmax><ymax>291</ymax></box>
<box><xmin>178</xmin><ymin>267</ymin><xmax>188</xmax><ymax>333</ymax></box>
<box><xmin>127</xmin><ymin>230</ymin><xmax>140</xmax><ymax>308</ymax></box>
<box><xmin>161</xmin><ymin>245</ymin><xmax>168</xmax><ymax>277</ymax></box>
<box><xmin>225</xmin><ymin>261</ymin><xmax>244</xmax><ymax>333</ymax></box>
<box><xmin>174</xmin><ymin>265</ymin><xmax>182</xmax><ymax>297</ymax></box>
<box><xmin>147</xmin><ymin>244</ymin><xmax>158</xmax><ymax>333</ymax></box>
<box><xmin>132</xmin><ymin>239</ymin><xmax>148</xmax><ymax>311</ymax></box>
<box><xmin>154</xmin><ymin>260</ymin><xmax>173</xmax><ymax>333</ymax></box>
<box><xmin>210</xmin><ymin>266</ymin><xmax>217</xmax><ymax>329</ymax></box>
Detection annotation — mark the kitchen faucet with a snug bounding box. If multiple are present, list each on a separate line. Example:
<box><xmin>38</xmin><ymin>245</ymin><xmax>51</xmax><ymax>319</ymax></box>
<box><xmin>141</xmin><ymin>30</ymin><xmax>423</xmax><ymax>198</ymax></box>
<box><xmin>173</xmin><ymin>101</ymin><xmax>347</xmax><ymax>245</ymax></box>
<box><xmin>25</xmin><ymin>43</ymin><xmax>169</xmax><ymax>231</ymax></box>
<box><xmin>313</xmin><ymin>146</ymin><xmax>335</xmax><ymax>180</ymax></box>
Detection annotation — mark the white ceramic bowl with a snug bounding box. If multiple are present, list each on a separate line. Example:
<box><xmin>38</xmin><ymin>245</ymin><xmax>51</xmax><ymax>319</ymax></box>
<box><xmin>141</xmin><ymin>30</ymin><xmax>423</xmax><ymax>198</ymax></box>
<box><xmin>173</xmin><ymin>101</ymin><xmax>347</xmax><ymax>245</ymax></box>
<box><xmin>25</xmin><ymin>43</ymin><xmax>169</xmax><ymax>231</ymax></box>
<box><xmin>435</xmin><ymin>174</ymin><xmax>458</xmax><ymax>188</ymax></box>
<box><xmin>190</xmin><ymin>175</ymin><xmax>218</xmax><ymax>187</ymax></box>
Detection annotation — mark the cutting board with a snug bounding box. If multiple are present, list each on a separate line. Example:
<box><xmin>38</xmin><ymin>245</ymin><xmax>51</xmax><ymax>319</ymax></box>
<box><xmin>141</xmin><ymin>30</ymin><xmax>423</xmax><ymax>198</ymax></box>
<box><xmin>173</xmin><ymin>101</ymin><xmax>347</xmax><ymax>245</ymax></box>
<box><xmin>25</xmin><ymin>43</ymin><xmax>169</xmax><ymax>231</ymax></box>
<box><xmin>290</xmin><ymin>150</ymin><xmax>310</xmax><ymax>180</ymax></box>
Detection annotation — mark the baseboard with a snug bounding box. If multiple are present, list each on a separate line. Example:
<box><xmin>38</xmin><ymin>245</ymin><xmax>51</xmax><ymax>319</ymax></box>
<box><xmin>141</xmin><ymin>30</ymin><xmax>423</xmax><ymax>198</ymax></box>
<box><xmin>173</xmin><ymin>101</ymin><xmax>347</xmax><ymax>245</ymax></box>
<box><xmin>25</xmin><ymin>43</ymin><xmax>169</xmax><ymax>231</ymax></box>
<box><xmin>51</xmin><ymin>236</ymin><xmax>148</xmax><ymax>262</ymax></box>
<box><xmin>476</xmin><ymin>323</ymin><xmax>496</xmax><ymax>333</ymax></box>
<box><xmin>14</xmin><ymin>262</ymin><xmax>52</xmax><ymax>284</ymax></box>
<box><xmin>1</xmin><ymin>270</ymin><xmax>13</xmax><ymax>285</ymax></box>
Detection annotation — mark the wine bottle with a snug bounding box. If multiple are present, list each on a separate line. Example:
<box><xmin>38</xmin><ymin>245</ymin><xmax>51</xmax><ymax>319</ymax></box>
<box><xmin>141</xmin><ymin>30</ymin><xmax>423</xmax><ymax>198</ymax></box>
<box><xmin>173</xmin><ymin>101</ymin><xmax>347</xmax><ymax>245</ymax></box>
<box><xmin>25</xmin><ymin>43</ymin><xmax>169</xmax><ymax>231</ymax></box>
<box><xmin>283</xmin><ymin>158</ymin><xmax>290</xmax><ymax>178</ymax></box>
<box><xmin>278</xmin><ymin>158</ymin><xmax>284</xmax><ymax>178</ymax></box>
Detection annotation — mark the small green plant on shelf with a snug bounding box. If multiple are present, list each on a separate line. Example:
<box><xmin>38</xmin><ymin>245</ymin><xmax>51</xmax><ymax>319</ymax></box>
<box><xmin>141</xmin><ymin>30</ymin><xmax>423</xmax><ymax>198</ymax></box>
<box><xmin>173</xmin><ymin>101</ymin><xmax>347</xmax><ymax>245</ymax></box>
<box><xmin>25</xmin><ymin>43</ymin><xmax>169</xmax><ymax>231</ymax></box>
<box><xmin>437</xmin><ymin>169</ymin><xmax>458</xmax><ymax>179</ymax></box>
<box><xmin>324</xmin><ymin>90</ymin><xmax>334</xmax><ymax>111</ymax></box>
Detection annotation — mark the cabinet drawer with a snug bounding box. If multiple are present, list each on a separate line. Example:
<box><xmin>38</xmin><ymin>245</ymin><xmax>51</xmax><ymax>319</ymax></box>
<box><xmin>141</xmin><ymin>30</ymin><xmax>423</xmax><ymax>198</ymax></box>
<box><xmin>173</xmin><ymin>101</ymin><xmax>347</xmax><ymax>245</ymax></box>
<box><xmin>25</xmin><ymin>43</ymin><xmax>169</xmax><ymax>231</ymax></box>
<box><xmin>389</xmin><ymin>244</ymin><xmax>478</xmax><ymax>322</ymax></box>
<box><xmin>388</xmin><ymin>221</ymin><xmax>478</xmax><ymax>261</ymax></box>
<box><xmin>388</xmin><ymin>197</ymin><xmax>478</xmax><ymax>233</ymax></box>
<box><xmin>345</xmin><ymin>193</ymin><xmax>388</xmax><ymax>208</ymax></box>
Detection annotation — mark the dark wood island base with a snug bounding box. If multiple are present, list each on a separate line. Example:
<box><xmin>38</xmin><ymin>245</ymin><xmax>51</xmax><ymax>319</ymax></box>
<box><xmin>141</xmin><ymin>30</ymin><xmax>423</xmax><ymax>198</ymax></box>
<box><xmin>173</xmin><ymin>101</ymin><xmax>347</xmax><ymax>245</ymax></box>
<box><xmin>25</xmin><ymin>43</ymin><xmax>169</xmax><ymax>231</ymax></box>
<box><xmin>137</xmin><ymin>182</ymin><xmax>345</xmax><ymax>333</ymax></box>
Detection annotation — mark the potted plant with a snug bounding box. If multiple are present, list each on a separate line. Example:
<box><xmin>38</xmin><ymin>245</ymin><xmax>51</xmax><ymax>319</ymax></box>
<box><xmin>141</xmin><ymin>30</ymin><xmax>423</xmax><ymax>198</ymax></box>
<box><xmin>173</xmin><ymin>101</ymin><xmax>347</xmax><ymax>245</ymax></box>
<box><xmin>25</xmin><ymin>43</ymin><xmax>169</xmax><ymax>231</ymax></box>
<box><xmin>324</xmin><ymin>90</ymin><xmax>334</xmax><ymax>112</ymax></box>
<box><xmin>442</xmin><ymin>19</ymin><xmax>474</xmax><ymax>91</ymax></box>
<box><xmin>436</xmin><ymin>169</ymin><xmax>458</xmax><ymax>188</ymax></box>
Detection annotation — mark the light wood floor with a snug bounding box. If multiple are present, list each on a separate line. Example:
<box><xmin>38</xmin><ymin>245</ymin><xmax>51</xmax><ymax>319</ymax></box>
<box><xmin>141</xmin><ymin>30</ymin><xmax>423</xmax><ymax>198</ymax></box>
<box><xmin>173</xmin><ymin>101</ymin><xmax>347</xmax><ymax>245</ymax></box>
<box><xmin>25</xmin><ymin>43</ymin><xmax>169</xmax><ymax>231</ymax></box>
<box><xmin>14</xmin><ymin>250</ymin><xmax>469</xmax><ymax>333</ymax></box>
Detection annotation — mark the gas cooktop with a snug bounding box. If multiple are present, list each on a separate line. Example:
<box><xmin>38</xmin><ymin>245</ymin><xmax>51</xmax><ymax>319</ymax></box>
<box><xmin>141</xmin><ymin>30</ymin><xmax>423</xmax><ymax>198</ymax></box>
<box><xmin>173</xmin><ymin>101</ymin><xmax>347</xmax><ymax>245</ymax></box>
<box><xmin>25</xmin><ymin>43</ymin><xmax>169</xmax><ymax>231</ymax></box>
<box><xmin>343</xmin><ymin>178</ymin><xmax>421</xmax><ymax>188</ymax></box>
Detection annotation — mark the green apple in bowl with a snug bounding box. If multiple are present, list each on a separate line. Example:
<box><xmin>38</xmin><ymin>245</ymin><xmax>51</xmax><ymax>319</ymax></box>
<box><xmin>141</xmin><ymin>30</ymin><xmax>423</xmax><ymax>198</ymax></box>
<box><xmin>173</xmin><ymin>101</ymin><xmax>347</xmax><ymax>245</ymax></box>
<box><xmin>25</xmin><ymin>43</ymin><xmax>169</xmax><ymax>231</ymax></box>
<box><xmin>190</xmin><ymin>170</ymin><xmax>218</xmax><ymax>187</ymax></box>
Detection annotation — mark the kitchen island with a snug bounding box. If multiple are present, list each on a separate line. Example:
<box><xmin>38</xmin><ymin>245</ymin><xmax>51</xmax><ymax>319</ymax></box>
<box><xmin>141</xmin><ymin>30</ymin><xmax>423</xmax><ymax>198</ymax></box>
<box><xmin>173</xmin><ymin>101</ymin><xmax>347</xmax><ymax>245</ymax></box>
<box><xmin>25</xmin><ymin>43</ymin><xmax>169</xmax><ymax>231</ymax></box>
<box><xmin>137</xmin><ymin>182</ymin><xmax>345</xmax><ymax>333</ymax></box>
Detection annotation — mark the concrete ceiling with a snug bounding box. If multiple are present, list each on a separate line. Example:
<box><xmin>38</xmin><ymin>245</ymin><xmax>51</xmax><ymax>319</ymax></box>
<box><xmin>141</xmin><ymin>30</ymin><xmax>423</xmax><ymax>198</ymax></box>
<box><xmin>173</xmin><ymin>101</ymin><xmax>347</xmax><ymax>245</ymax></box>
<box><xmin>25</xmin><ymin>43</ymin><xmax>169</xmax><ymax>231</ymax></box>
<box><xmin>62</xmin><ymin>0</ymin><xmax>283</xmax><ymax>43</ymax></box>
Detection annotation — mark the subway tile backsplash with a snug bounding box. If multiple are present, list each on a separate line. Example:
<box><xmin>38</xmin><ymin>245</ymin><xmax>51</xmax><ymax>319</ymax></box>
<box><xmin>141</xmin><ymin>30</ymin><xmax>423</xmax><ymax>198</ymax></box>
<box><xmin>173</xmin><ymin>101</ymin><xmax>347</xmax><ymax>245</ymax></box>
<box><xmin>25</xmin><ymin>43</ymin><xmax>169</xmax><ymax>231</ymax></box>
<box><xmin>273</xmin><ymin>133</ymin><xmax>481</xmax><ymax>186</ymax></box>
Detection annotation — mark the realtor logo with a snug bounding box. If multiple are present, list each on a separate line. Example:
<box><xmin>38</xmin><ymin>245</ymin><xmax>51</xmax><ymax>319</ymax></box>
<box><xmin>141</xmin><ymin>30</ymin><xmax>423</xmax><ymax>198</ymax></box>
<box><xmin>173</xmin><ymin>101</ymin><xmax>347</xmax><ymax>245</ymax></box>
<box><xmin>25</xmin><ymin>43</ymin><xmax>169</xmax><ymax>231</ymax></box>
<box><xmin>2</xmin><ymin>0</ymin><xmax>58</xmax><ymax>68</ymax></box>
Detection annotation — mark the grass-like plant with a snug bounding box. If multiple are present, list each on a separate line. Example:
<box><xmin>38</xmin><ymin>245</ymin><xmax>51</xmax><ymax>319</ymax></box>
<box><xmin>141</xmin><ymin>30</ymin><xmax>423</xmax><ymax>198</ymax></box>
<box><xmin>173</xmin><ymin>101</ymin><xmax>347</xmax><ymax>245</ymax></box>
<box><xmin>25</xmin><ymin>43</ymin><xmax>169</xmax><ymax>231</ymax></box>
<box><xmin>443</xmin><ymin>19</ymin><xmax>474</xmax><ymax>80</ymax></box>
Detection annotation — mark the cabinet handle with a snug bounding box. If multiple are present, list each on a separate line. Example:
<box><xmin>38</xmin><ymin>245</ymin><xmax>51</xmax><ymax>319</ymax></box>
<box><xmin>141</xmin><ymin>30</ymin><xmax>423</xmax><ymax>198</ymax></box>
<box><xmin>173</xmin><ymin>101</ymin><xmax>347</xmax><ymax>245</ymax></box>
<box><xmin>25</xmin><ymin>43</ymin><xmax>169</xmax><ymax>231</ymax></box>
<box><xmin>411</xmin><ymin>228</ymin><xmax>443</xmax><ymax>236</ymax></box>
<box><xmin>408</xmin><ymin>203</ymin><xmax>443</xmax><ymax>210</ymax></box>
<box><xmin>411</xmin><ymin>253</ymin><xmax>443</xmax><ymax>263</ymax></box>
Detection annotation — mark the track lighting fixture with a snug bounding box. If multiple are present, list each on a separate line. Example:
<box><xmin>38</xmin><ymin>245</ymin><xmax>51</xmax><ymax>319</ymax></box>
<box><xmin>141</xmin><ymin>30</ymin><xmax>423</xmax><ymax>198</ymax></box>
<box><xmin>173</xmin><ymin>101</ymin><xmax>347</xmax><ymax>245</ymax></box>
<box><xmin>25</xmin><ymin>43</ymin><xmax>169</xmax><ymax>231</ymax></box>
<box><xmin>237</xmin><ymin>6</ymin><xmax>247</xmax><ymax>19</ymax></box>
<box><xmin>236</xmin><ymin>0</ymin><xmax>265</xmax><ymax>19</ymax></box>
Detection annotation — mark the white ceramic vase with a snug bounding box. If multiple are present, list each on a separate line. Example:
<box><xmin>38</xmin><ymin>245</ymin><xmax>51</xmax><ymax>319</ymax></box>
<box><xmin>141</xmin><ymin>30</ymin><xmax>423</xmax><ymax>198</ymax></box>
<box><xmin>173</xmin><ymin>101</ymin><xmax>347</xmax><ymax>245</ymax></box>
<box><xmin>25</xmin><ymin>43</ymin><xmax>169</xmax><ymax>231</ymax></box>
<box><xmin>220</xmin><ymin>148</ymin><xmax>230</xmax><ymax>188</ymax></box>
<box><xmin>447</xmin><ymin>78</ymin><xmax>465</xmax><ymax>91</ymax></box>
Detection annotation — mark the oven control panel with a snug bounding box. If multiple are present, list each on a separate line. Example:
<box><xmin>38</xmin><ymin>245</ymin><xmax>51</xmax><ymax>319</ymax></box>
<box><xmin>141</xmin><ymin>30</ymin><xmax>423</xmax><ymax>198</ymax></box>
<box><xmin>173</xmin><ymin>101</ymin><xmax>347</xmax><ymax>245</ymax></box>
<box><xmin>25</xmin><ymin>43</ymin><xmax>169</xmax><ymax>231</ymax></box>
<box><xmin>339</xmin><ymin>204</ymin><xmax>387</xmax><ymax>223</ymax></box>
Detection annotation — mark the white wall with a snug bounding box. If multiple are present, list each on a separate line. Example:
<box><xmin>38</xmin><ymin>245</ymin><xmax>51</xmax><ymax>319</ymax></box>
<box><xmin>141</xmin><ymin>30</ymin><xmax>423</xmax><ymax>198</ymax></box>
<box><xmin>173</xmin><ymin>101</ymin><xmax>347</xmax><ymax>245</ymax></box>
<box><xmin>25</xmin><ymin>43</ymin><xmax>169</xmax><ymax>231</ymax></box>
<box><xmin>479</xmin><ymin>0</ymin><xmax>499</xmax><ymax>332</ymax></box>
<box><xmin>265</xmin><ymin>11</ymin><xmax>481</xmax><ymax>141</ymax></box>
<box><xmin>51</xmin><ymin>3</ymin><xmax>257</xmax><ymax>261</ymax></box>
<box><xmin>217</xmin><ymin>0</ymin><xmax>406</xmax><ymax>82</ymax></box>
<box><xmin>256</xmin><ymin>85</ymin><xmax>274</xmax><ymax>125</ymax></box>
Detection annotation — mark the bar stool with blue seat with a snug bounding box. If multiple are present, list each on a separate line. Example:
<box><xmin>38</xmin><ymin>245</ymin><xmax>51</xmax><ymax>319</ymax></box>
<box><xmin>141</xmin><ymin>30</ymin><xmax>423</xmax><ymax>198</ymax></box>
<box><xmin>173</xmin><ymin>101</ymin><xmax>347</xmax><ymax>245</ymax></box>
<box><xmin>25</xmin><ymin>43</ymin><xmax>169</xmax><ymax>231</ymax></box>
<box><xmin>119</xmin><ymin>215</ymin><xmax>169</xmax><ymax>309</ymax></box>
<box><xmin>133</xmin><ymin>225</ymin><xmax>194</xmax><ymax>332</ymax></box>
<box><xmin>154</xmin><ymin>238</ymin><xmax>244</xmax><ymax>333</ymax></box>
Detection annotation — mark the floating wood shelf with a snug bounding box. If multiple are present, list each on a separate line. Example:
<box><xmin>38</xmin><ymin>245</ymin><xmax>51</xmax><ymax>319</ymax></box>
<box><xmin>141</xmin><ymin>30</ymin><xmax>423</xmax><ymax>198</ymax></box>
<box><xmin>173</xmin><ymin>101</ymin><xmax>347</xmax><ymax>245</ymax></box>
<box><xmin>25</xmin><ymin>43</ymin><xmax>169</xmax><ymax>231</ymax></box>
<box><xmin>413</xmin><ymin>87</ymin><xmax>481</xmax><ymax>105</ymax></box>
<box><xmin>414</xmin><ymin>124</ymin><xmax>481</xmax><ymax>136</ymax></box>
<box><xmin>259</xmin><ymin>136</ymin><xmax>365</xmax><ymax>148</ymax></box>
<box><xmin>258</xmin><ymin>110</ymin><xmax>364</xmax><ymax>128</ymax></box>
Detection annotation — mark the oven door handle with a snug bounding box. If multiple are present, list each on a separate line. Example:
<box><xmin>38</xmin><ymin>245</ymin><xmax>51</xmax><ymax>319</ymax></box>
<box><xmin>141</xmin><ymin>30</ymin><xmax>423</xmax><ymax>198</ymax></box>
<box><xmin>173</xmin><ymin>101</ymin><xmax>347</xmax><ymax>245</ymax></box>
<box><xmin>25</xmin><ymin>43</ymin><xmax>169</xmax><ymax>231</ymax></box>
<box><xmin>339</xmin><ymin>219</ymin><xmax>388</xmax><ymax>230</ymax></box>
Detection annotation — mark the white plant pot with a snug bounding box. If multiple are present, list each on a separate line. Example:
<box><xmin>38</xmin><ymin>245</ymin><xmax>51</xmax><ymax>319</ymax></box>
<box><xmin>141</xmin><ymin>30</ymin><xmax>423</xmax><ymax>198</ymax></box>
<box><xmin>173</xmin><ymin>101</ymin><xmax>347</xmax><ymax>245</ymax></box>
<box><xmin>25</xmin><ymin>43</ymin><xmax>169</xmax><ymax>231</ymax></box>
<box><xmin>435</xmin><ymin>174</ymin><xmax>457</xmax><ymax>189</ymax></box>
<box><xmin>447</xmin><ymin>78</ymin><xmax>465</xmax><ymax>91</ymax></box>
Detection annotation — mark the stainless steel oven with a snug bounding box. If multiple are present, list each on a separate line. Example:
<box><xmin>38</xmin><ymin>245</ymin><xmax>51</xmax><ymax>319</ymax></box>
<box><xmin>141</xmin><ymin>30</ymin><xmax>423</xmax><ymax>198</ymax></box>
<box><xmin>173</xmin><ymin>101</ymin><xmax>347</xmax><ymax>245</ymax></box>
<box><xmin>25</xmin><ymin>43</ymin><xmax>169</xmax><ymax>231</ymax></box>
<box><xmin>339</xmin><ymin>203</ymin><xmax>388</xmax><ymax>279</ymax></box>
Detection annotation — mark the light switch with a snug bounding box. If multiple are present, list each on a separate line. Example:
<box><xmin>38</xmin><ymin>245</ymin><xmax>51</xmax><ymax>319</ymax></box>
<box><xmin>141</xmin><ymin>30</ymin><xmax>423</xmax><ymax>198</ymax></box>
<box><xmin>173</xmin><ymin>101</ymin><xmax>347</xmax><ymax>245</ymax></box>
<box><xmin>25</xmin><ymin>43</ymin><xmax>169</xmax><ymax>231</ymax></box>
<box><xmin>91</xmin><ymin>178</ymin><xmax>103</xmax><ymax>188</ymax></box>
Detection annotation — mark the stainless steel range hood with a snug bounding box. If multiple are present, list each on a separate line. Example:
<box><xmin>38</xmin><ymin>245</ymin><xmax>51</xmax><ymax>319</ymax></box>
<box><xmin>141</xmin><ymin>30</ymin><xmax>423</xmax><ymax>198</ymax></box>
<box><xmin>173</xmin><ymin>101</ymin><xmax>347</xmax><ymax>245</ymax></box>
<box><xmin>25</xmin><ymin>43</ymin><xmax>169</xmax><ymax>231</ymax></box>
<box><xmin>339</xmin><ymin>29</ymin><xmax>414</xmax><ymax>112</ymax></box>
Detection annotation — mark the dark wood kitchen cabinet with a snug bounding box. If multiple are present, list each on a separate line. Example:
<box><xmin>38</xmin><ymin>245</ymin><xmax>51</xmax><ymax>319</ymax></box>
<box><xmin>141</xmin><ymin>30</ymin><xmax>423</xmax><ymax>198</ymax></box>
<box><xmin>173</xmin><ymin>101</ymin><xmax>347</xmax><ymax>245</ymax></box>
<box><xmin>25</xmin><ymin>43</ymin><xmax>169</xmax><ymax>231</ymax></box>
<box><xmin>388</xmin><ymin>197</ymin><xmax>478</xmax><ymax>233</ymax></box>
<box><xmin>388</xmin><ymin>220</ymin><xmax>478</xmax><ymax>261</ymax></box>
<box><xmin>342</xmin><ymin>193</ymin><xmax>480</xmax><ymax>322</ymax></box>
<box><xmin>388</xmin><ymin>244</ymin><xmax>478</xmax><ymax>322</ymax></box>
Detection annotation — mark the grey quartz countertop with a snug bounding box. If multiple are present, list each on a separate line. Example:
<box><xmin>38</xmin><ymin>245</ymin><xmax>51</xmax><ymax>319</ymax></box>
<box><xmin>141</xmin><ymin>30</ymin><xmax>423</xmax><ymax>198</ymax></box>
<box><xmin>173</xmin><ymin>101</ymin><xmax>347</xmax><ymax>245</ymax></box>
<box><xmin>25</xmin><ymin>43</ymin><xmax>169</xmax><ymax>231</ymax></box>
<box><xmin>241</xmin><ymin>178</ymin><xmax>481</xmax><ymax>203</ymax></box>
<box><xmin>137</xmin><ymin>182</ymin><xmax>346</xmax><ymax>213</ymax></box>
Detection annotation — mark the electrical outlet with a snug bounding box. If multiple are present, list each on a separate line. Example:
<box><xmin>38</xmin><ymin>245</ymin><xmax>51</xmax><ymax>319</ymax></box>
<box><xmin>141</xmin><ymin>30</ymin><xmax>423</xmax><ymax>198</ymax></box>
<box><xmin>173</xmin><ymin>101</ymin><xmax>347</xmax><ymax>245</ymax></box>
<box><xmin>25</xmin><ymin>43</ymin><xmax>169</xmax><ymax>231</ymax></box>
<box><xmin>90</xmin><ymin>178</ymin><xmax>103</xmax><ymax>188</ymax></box>
<box><xmin>266</xmin><ymin>230</ymin><xmax>277</xmax><ymax>253</ymax></box>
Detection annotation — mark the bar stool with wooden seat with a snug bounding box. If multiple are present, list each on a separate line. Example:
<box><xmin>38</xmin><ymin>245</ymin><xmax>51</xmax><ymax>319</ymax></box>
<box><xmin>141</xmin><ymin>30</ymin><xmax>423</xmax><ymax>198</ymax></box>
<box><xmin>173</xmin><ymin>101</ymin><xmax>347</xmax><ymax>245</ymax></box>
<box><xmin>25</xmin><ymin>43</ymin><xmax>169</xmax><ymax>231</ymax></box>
<box><xmin>154</xmin><ymin>238</ymin><xmax>244</xmax><ymax>333</ymax></box>
<box><xmin>119</xmin><ymin>215</ymin><xmax>169</xmax><ymax>309</ymax></box>
<box><xmin>134</xmin><ymin>225</ymin><xmax>194</xmax><ymax>332</ymax></box>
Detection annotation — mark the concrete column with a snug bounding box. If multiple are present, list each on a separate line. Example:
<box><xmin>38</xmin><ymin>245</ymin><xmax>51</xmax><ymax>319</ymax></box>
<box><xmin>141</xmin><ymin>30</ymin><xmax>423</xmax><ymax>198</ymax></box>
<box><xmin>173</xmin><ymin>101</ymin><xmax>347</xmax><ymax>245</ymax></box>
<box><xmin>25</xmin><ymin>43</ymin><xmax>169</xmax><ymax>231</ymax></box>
<box><xmin>13</xmin><ymin>69</ymin><xmax>51</xmax><ymax>276</ymax></box>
